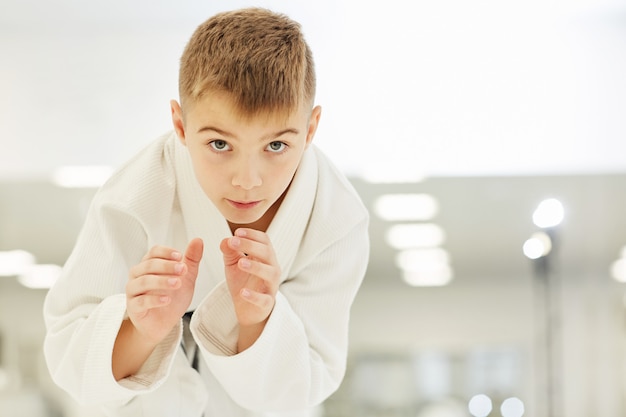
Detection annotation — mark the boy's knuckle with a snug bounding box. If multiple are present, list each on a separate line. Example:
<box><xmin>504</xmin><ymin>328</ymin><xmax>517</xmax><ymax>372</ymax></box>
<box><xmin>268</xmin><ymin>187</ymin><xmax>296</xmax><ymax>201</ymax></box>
<box><xmin>145</xmin><ymin>259</ymin><xmax>160</xmax><ymax>272</ymax></box>
<box><xmin>132</xmin><ymin>296</ymin><xmax>143</xmax><ymax>310</ymax></box>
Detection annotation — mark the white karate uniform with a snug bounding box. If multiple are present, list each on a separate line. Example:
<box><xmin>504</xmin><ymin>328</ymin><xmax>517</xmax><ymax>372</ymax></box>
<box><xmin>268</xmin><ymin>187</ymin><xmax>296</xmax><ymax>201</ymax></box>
<box><xmin>43</xmin><ymin>132</ymin><xmax>369</xmax><ymax>416</ymax></box>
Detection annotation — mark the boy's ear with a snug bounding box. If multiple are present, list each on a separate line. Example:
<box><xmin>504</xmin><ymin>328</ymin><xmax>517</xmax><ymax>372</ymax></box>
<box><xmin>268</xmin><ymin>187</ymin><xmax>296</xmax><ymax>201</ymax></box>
<box><xmin>170</xmin><ymin>100</ymin><xmax>187</xmax><ymax>145</ymax></box>
<box><xmin>305</xmin><ymin>105</ymin><xmax>322</xmax><ymax>147</ymax></box>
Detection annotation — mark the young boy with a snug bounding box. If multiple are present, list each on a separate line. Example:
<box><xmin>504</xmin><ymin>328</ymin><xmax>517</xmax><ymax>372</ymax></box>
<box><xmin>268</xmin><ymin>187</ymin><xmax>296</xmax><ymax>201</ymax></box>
<box><xmin>43</xmin><ymin>7</ymin><xmax>369</xmax><ymax>417</ymax></box>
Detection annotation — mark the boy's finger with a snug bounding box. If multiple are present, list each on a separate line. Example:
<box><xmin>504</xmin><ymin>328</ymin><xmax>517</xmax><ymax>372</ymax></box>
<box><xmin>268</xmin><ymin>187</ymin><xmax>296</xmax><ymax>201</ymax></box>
<box><xmin>227</xmin><ymin>236</ymin><xmax>272</xmax><ymax>262</ymax></box>
<box><xmin>127</xmin><ymin>293</ymin><xmax>171</xmax><ymax>314</ymax></box>
<box><xmin>233</xmin><ymin>228</ymin><xmax>269</xmax><ymax>244</ymax></box>
<box><xmin>129</xmin><ymin>259</ymin><xmax>186</xmax><ymax>280</ymax></box>
<box><xmin>240</xmin><ymin>288</ymin><xmax>275</xmax><ymax>311</ymax></box>
<box><xmin>237</xmin><ymin>258</ymin><xmax>279</xmax><ymax>290</ymax></box>
<box><xmin>184</xmin><ymin>238</ymin><xmax>204</xmax><ymax>265</ymax></box>
<box><xmin>181</xmin><ymin>238</ymin><xmax>204</xmax><ymax>281</ymax></box>
<box><xmin>220</xmin><ymin>237</ymin><xmax>243</xmax><ymax>266</ymax></box>
<box><xmin>126</xmin><ymin>274</ymin><xmax>181</xmax><ymax>297</ymax></box>
<box><xmin>142</xmin><ymin>245</ymin><xmax>183</xmax><ymax>262</ymax></box>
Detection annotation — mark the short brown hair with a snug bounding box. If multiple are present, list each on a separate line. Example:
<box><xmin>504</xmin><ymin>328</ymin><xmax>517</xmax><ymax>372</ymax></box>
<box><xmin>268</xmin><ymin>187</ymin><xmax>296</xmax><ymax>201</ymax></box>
<box><xmin>178</xmin><ymin>8</ymin><xmax>316</xmax><ymax>117</ymax></box>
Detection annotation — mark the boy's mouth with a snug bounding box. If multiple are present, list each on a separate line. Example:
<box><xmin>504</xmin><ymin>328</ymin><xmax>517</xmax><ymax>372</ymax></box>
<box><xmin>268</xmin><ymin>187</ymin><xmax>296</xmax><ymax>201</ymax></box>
<box><xmin>227</xmin><ymin>199</ymin><xmax>261</xmax><ymax>210</ymax></box>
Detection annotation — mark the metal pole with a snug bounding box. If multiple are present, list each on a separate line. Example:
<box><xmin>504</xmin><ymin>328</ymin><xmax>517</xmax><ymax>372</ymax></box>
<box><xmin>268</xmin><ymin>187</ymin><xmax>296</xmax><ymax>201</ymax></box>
<box><xmin>533</xmin><ymin>227</ymin><xmax>561</xmax><ymax>417</ymax></box>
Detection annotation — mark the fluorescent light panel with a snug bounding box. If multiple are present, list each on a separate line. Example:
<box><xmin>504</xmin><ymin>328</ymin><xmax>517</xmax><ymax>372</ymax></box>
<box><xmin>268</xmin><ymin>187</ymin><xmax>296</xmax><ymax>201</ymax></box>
<box><xmin>385</xmin><ymin>223</ymin><xmax>446</xmax><ymax>250</ymax></box>
<box><xmin>52</xmin><ymin>165</ymin><xmax>114</xmax><ymax>188</ymax></box>
<box><xmin>0</xmin><ymin>250</ymin><xmax>36</xmax><ymax>276</ymax></box>
<box><xmin>395</xmin><ymin>248</ymin><xmax>450</xmax><ymax>271</ymax></box>
<box><xmin>402</xmin><ymin>267</ymin><xmax>453</xmax><ymax>287</ymax></box>
<box><xmin>18</xmin><ymin>264</ymin><xmax>62</xmax><ymax>289</ymax></box>
<box><xmin>397</xmin><ymin>248</ymin><xmax>453</xmax><ymax>287</ymax></box>
<box><xmin>374</xmin><ymin>193</ymin><xmax>439</xmax><ymax>221</ymax></box>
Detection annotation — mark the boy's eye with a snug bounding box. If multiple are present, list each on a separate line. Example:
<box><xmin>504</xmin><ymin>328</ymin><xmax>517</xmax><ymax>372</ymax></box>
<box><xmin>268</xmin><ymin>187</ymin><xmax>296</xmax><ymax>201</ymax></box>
<box><xmin>267</xmin><ymin>141</ymin><xmax>286</xmax><ymax>153</ymax></box>
<box><xmin>209</xmin><ymin>140</ymin><xmax>230</xmax><ymax>152</ymax></box>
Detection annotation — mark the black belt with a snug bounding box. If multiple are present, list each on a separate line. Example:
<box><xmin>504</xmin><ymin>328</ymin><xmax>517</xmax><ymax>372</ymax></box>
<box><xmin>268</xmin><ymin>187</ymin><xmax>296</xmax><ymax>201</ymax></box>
<box><xmin>182</xmin><ymin>311</ymin><xmax>200</xmax><ymax>371</ymax></box>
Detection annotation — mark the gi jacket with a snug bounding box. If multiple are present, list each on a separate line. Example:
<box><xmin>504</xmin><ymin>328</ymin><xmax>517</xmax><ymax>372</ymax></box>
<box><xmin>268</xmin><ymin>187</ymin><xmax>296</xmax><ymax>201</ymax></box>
<box><xmin>43</xmin><ymin>131</ymin><xmax>369</xmax><ymax>417</ymax></box>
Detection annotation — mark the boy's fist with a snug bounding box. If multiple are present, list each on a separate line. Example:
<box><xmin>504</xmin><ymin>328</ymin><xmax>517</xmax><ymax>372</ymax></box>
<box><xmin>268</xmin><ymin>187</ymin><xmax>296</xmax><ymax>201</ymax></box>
<box><xmin>125</xmin><ymin>238</ymin><xmax>204</xmax><ymax>345</ymax></box>
<box><xmin>220</xmin><ymin>228</ymin><xmax>280</xmax><ymax>329</ymax></box>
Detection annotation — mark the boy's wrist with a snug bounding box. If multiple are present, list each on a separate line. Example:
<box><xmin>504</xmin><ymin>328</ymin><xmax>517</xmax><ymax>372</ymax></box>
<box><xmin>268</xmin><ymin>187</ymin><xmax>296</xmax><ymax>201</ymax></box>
<box><xmin>124</xmin><ymin>318</ymin><xmax>172</xmax><ymax>350</ymax></box>
<box><xmin>237</xmin><ymin>319</ymin><xmax>268</xmax><ymax>353</ymax></box>
<box><xmin>113</xmin><ymin>319</ymin><xmax>170</xmax><ymax>380</ymax></box>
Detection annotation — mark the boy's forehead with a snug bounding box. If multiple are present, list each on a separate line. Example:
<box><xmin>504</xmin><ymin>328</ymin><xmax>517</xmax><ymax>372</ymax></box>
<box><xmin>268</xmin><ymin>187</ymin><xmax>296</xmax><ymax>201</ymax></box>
<box><xmin>184</xmin><ymin>91</ymin><xmax>308</xmax><ymax>127</ymax></box>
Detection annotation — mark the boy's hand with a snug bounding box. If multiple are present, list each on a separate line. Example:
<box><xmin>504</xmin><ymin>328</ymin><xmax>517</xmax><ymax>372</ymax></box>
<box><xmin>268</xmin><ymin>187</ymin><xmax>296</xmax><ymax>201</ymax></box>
<box><xmin>220</xmin><ymin>228</ymin><xmax>280</xmax><ymax>333</ymax></box>
<box><xmin>125</xmin><ymin>238</ymin><xmax>204</xmax><ymax>345</ymax></box>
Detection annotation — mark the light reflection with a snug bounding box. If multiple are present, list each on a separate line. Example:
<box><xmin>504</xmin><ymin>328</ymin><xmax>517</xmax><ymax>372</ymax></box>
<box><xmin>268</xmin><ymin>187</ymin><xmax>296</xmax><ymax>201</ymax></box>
<box><xmin>501</xmin><ymin>397</ymin><xmax>525</xmax><ymax>417</ymax></box>
<box><xmin>532</xmin><ymin>198</ymin><xmax>564</xmax><ymax>228</ymax></box>
<box><xmin>522</xmin><ymin>232</ymin><xmax>552</xmax><ymax>259</ymax></box>
<box><xmin>468</xmin><ymin>394</ymin><xmax>492</xmax><ymax>417</ymax></box>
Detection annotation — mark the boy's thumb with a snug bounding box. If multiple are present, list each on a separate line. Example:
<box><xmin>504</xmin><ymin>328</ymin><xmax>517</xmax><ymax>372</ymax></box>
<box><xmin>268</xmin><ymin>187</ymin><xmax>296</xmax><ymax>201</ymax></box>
<box><xmin>184</xmin><ymin>238</ymin><xmax>204</xmax><ymax>267</ymax></box>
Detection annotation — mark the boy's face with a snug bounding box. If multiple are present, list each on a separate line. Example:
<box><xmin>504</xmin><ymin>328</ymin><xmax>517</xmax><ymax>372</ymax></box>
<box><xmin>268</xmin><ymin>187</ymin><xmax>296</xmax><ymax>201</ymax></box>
<box><xmin>171</xmin><ymin>92</ymin><xmax>321</xmax><ymax>231</ymax></box>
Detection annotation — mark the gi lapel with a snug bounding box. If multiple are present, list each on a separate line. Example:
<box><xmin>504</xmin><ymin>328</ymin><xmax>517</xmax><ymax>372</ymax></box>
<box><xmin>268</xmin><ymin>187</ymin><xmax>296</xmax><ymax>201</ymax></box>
<box><xmin>266</xmin><ymin>146</ymin><xmax>318</xmax><ymax>282</ymax></box>
<box><xmin>172</xmin><ymin>133</ymin><xmax>232</xmax><ymax>310</ymax></box>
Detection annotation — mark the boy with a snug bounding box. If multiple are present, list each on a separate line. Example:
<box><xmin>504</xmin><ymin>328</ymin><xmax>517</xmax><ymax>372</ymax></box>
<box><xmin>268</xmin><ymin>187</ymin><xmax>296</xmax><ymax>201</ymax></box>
<box><xmin>43</xmin><ymin>7</ymin><xmax>369</xmax><ymax>417</ymax></box>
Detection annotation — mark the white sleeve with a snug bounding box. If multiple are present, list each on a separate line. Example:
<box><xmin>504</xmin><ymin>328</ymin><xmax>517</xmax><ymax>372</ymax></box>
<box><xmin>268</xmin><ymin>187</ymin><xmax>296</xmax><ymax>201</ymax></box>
<box><xmin>44</xmin><ymin>292</ymin><xmax>182</xmax><ymax>405</ymax></box>
<box><xmin>190</xmin><ymin>217</ymin><xmax>369</xmax><ymax>412</ymax></box>
<box><xmin>42</xmin><ymin>192</ymin><xmax>182</xmax><ymax>405</ymax></box>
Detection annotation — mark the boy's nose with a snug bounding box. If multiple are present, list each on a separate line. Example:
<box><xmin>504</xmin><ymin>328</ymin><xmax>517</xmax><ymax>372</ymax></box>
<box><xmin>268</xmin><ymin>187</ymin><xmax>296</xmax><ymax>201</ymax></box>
<box><xmin>232</xmin><ymin>157</ymin><xmax>262</xmax><ymax>190</ymax></box>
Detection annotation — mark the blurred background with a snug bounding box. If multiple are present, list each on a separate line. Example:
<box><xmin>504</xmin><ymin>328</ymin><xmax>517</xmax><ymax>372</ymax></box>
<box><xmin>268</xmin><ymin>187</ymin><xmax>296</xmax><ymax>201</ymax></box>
<box><xmin>1</xmin><ymin>0</ymin><xmax>626</xmax><ymax>416</ymax></box>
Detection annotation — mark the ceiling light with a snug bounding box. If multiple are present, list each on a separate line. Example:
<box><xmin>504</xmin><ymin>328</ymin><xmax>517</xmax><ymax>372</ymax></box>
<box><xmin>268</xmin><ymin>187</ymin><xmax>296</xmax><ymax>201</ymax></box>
<box><xmin>0</xmin><ymin>250</ymin><xmax>36</xmax><ymax>276</ymax></box>
<box><xmin>396</xmin><ymin>248</ymin><xmax>453</xmax><ymax>287</ymax></box>
<box><xmin>523</xmin><ymin>232</ymin><xmax>552</xmax><ymax>259</ymax></box>
<box><xmin>500</xmin><ymin>397</ymin><xmax>525</xmax><ymax>417</ymax></box>
<box><xmin>468</xmin><ymin>394</ymin><xmax>493</xmax><ymax>417</ymax></box>
<box><xmin>395</xmin><ymin>248</ymin><xmax>450</xmax><ymax>271</ymax></box>
<box><xmin>18</xmin><ymin>264</ymin><xmax>62</xmax><ymax>289</ymax></box>
<box><xmin>611</xmin><ymin>259</ymin><xmax>626</xmax><ymax>283</ymax></box>
<box><xmin>532</xmin><ymin>198</ymin><xmax>564</xmax><ymax>228</ymax></box>
<box><xmin>385</xmin><ymin>223</ymin><xmax>446</xmax><ymax>250</ymax></box>
<box><xmin>402</xmin><ymin>266</ymin><xmax>453</xmax><ymax>287</ymax></box>
<box><xmin>374</xmin><ymin>193</ymin><xmax>439</xmax><ymax>221</ymax></box>
<box><xmin>52</xmin><ymin>165</ymin><xmax>114</xmax><ymax>188</ymax></box>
